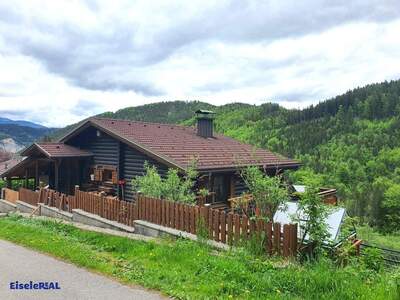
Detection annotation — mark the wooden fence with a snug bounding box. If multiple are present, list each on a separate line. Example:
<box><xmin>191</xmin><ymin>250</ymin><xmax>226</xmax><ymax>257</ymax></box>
<box><xmin>19</xmin><ymin>188</ymin><xmax>40</xmax><ymax>206</ymax></box>
<box><xmin>136</xmin><ymin>197</ymin><xmax>298</xmax><ymax>256</ymax></box>
<box><xmin>72</xmin><ymin>190</ymin><xmax>137</xmax><ymax>227</ymax></box>
<box><xmin>2</xmin><ymin>188</ymin><xmax>19</xmax><ymax>203</ymax></box>
<box><xmin>37</xmin><ymin>188</ymin><xmax>138</xmax><ymax>227</ymax></box>
<box><xmin>14</xmin><ymin>187</ymin><xmax>298</xmax><ymax>257</ymax></box>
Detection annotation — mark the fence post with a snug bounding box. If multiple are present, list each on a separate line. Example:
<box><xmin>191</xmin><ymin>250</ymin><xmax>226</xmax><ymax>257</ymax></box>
<box><xmin>179</xmin><ymin>203</ymin><xmax>185</xmax><ymax>230</ymax></box>
<box><xmin>161</xmin><ymin>199</ymin><xmax>165</xmax><ymax>226</ymax></box>
<box><xmin>283</xmin><ymin>224</ymin><xmax>290</xmax><ymax>257</ymax></box>
<box><xmin>220</xmin><ymin>211</ymin><xmax>226</xmax><ymax>243</ymax></box>
<box><xmin>227</xmin><ymin>213</ymin><xmax>233</xmax><ymax>245</ymax></box>
<box><xmin>200</xmin><ymin>206</ymin><xmax>208</xmax><ymax>238</ymax></box>
<box><xmin>74</xmin><ymin>185</ymin><xmax>79</xmax><ymax>195</ymax></box>
<box><xmin>194</xmin><ymin>206</ymin><xmax>199</xmax><ymax>234</ymax></box>
<box><xmin>249</xmin><ymin>219</ymin><xmax>256</xmax><ymax>239</ymax></box>
<box><xmin>133</xmin><ymin>201</ymin><xmax>138</xmax><ymax>221</ymax></box>
<box><xmin>185</xmin><ymin>205</ymin><xmax>190</xmax><ymax>232</ymax></box>
<box><xmin>265</xmin><ymin>222</ymin><xmax>273</xmax><ymax>255</ymax></box>
<box><xmin>213</xmin><ymin>210</ymin><xmax>220</xmax><ymax>242</ymax></box>
<box><xmin>290</xmin><ymin>224</ymin><xmax>298</xmax><ymax>256</ymax></box>
<box><xmin>165</xmin><ymin>201</ymin><xmax>170</xmax><ymax>227</ymax></box>
<box><xmin>208</xmin><ymin>207</ymin><xmax>213</xmax><ymax>238</ymax></box>
<box><xmin>241</xmin><ymin>216</ymin><xmax>248</xmax><ymax>241</ymax></box>
<box><xmin>273</xmin><ymin>223</ymin><xmax>281</xmax><ymax>255</ymax></box>
<box><xmin>234</xmin><ymin>214</ymin><xmax>240</xmax><ymax>245</ymax></box>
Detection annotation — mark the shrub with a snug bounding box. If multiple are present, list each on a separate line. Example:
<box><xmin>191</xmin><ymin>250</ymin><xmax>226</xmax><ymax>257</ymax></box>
<box><xmin>240</xmin><ymin>166</ymin><xmax>290</xmax><ymax>221</ymax></box>
<box><xmin>132</xmin><ymin>160</ymin><xmax>205</xmax><ymax>204</ymax></box>
<box><xmin>295</xmin><ymin>183</ymin><xmax>331</xmax><ymax>259</ymax></box>
<box><xmin>361</xmin><ymin>247</ymin><xmax>384</xmax><ymax>272</ymax></box>
<box><xmin>132</xmin><ymin>162</ymin><xmax>163</xmax><ymax>198</ymax></box>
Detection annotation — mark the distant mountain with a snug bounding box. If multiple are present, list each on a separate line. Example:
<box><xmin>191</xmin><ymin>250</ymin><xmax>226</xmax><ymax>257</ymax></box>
<box><xmin>0</xmin><ymin>117</ymin><xmax>47</xmax><ymax>129</ymax></box>
<box><xmin>0</xmin><ymin>119</ymin><xmax>56</xmax><ymax>152</ymax></box>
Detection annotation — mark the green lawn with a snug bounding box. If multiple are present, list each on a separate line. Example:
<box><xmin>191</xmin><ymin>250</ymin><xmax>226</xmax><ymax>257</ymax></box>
<box><xmin>0</xmin><ymin>215</ymin><xmax>398</xmax><ymax>299</ymax></box>
<box><xmin>358</xmin><ymin>226</ymin><xmax>400</xmax><ymax>251</ymax></box>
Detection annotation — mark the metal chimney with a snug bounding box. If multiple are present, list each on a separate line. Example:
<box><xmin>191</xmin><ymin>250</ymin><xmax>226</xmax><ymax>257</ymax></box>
<box><xmin>195</xmin><ymin>110</ymin><xmax>215</xmax><ymax>138</ymax></box>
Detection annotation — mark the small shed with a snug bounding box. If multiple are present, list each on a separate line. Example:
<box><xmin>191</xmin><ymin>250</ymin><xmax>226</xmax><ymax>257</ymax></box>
<box><xmin>274</xmin><ymin>202</ymin><xmax>355</xmax><ymax>246</ymax></box>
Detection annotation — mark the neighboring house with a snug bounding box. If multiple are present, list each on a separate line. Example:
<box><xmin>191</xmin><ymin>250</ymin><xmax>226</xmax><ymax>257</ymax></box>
<box><xmin>291</xmin><ymin>185</ymin><xmax>338</xmax><ymax>205</ymax></box>
<box><xmin>0</xmin><ymin>158</ymin><xmax>21</xmax><ymax>178</ymax></box>
<box><xmin>0</xmin><ymin>111</ymin><xmax>300</xmax><ymax>203</ymax></box>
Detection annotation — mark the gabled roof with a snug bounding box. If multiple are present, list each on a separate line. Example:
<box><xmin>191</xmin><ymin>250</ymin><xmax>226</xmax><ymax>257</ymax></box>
<box><xmin>21</xmin><ymin>143</ymin><xmax>93</xmax><ymax>158</ymax></box>
<box><xmin>60</xmin><ymin>117</ymin><xmax>300</xmax><ymax>172</ymax></box>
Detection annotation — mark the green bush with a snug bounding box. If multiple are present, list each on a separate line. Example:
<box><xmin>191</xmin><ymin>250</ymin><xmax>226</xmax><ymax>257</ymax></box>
<box><xmin>361</xmin><ymin>247</ymin><xmax>384</xmax><ymax>272</ymax></box>
<box><xmin>295</xmin><ymin>183</ymin><xmax>331</xmax><ymax>259</ymax></box>
<box><xmin>132</xmin><ymin>162</ymin><xmax>163</xmax><ymax>198</ymax></box>
<box><xmin>132</xmin><ymin>160</ymin><xmax>204</xmax><ymax>204</ymax></box>
<box><xmin>240</xmin><ymin>166</ymin><xmax>290</xmax><ymax>221</ymax></box>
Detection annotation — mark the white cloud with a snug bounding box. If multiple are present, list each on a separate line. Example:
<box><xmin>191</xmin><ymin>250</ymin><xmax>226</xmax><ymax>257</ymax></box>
<box><xmin>0</xmin><ymin>0</ymin><xmax>399</xmax><ymax>127</ymax></box>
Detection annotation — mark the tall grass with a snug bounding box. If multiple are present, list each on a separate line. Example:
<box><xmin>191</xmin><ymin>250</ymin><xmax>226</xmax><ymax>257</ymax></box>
<box><xmin>358</xmin><ymin>225</ymin><xmax>400</xmax><ymax>250</ymax></box>
<box><xmin>0</xmin><ymin>215</ymin><xmax>398</xmax><ymax>299</ymax></box>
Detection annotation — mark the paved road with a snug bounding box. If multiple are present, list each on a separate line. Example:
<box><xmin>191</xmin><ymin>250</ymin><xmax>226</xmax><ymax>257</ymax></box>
<box><xmin>0</xmin><ymin>239</ymin><xmax>166</xmax><ymax>300</ymax></box>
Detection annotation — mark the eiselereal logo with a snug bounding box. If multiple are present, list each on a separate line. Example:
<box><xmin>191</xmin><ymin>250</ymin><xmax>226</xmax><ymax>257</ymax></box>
<box><xmin>10</xmin><ymin>281</ymin><xmax>61</xmax><ymax>290</ymax></box>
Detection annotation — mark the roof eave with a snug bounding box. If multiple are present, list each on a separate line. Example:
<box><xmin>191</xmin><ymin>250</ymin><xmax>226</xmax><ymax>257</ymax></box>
<box><xmin>197</xmin><ymin>162</ymin><xmax>301</xmax><ymax>173</ymax></box>
<box><xmin>49</xmin><ymin>154</ymin><xmax>93</xmax><ymax>159</ymax></box>
<box><xmin>20</xmin><ymin>143</ymin><xmax>39</xmax><ymax>157</ymax></box>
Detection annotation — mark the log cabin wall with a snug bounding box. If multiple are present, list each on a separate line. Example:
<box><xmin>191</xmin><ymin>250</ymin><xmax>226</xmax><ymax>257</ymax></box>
<box><xmin>68</xmin><ymin>127</ymin><xmax>119</xmax><ymax>184</ymax></box>
<box><xmin>67</xmin><ymin>126</ymin><xmax>169</xmax><ymax>202</ymax></box>
<box><xmin>233</xmin><ymin>173</ymin><xmax>248</xmax><ymax>197</ymax></box>
<box><xmin>120</xmin><ymin>143</ymin><xmax>168</xmax><ymax>201</ymax></box>
<box><xmin>74</xmin><ymin>127</ymin><xmax>119</xmax><ymax>166</ymax></box>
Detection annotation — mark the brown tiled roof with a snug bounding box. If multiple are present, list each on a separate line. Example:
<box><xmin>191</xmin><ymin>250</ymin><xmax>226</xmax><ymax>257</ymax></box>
<box><xmin>83</xmin><ymin>117</ymin><xmax>300</xmax><ymax>171</ymax></box>
<box><xmin>21</xmin><ymin>143</ymin><xmax>93</xmax><ymax>158</ymax></box>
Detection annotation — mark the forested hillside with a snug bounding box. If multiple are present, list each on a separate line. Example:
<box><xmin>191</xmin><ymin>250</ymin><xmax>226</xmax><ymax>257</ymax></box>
<box><xmin>51</xmin><ymin>79</ymin><xmax>400</xmax><ymax>232</ymax></box>
<box><xmin>100</xmin><ymin>101</ymin><xmax>216</xmax><ymax>123</ymax></box>
<box><xmin>207</xmin><ymin>80</ymin><xmax>400</xmax><ymax>233</ymax></box>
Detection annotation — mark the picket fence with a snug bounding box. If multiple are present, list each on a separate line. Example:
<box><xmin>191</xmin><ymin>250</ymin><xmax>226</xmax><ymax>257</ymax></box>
<box><xmin>4</xmin><ymin>187</ymin><xmax>298</xmax><ymax>257</ymax></box>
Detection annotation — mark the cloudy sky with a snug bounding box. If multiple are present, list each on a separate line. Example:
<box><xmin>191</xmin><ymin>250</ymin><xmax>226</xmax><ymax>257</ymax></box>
<box><xmin>0</xmin><ymin>0</ymin><xmax>399</xmax><ymax>127</ymax></box>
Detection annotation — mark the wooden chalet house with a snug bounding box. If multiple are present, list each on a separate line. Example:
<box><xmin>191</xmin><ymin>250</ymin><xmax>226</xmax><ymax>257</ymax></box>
<box><xmin>0</xmin><ymin>111</ymin><xmax>300</xmax><ymax>204</ymax></box>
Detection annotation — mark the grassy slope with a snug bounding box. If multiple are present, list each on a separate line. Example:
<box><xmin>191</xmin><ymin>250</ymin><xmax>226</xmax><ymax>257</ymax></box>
<box><xmin>0</xmin><ymin>215</ymin><xmax>398</xmax><ymax>300</ymax></box>
<box><xmin>358</xmin><ymin>226</ymin><xmax>400</xmax><ymax>251</ymax></box>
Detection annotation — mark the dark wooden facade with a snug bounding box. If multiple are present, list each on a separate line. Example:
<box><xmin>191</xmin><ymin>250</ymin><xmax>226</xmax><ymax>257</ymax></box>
<box><xmin>62</xmin><ymin>126</ymin><xmax>171</xmax><ymax>201</ymax></box>
<box><xmin>65</xmin><ymin>125</ymin><xmax>246</xmax><ymax>202</ymax></box>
